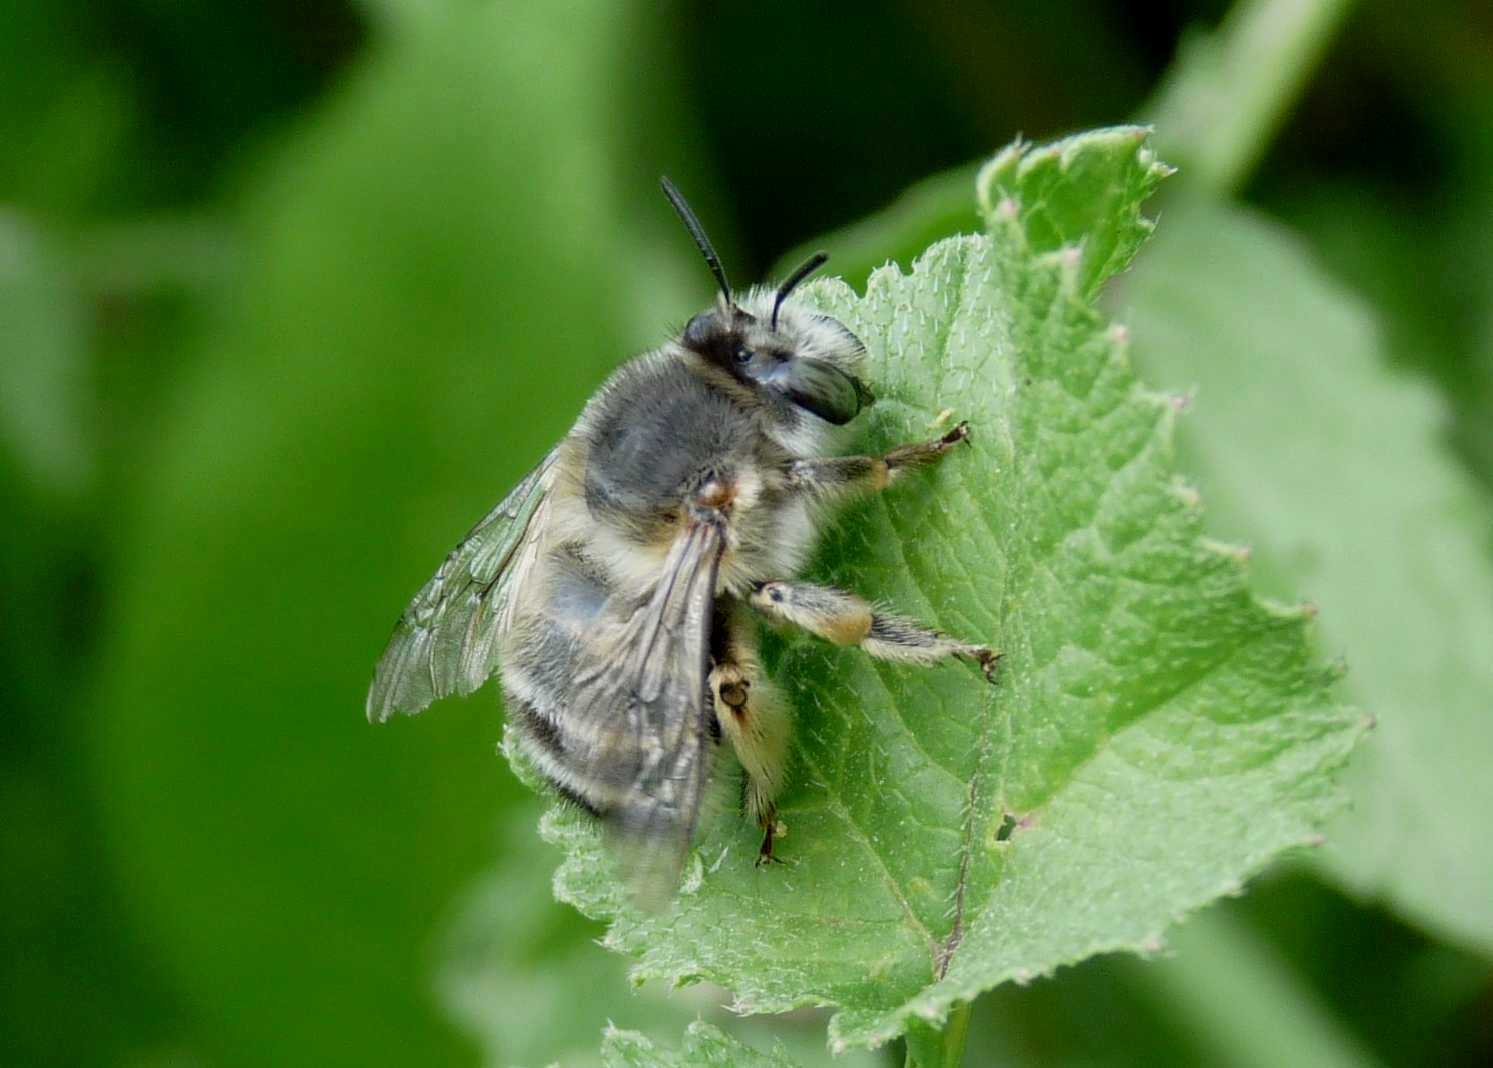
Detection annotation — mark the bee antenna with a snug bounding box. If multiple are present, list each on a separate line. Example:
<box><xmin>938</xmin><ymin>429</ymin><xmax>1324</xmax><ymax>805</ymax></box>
<box><xmin>659</xmin><ymin>176</ymin><xmax>732</xmax><ymax>303</ymax></box>
<box><xmin>771</xmin><ymin>251</ymin><xmax>829</xmax><ymax>331</ymax></box>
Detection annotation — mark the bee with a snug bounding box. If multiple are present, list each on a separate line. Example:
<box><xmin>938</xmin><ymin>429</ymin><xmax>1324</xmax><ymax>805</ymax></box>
<box><xmin>368</xmin><ymin>179</ymin><xmax>998</xmax><ymax>900</ymax></box>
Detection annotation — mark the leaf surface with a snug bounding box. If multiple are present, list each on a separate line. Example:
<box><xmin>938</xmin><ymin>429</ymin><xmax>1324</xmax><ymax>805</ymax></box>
<box><xmin>601</xmin><ymin>1021</ymin><xmax>800</xmax><ymax>1068</ymax></box>
<box><xmin>535</xmin><ymin>128</ymin><xmax>1366</xmax><ymax>1050</ymax></box>
<box><xmin>1121</xmin><ymin>199</ymin><xmax>1493</xmax><ymax>956</ymax></box>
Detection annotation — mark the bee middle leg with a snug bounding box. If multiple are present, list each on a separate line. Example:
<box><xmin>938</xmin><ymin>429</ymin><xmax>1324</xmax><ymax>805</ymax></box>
<box><xmin>749</xmin><ymin>581</ymin><xmax>1000</xmax><ymax>682</ymax></box>
<box><xmin>709</xmin><ymin>599</ymin><xmax>791</xmax><ymax>863</ymax></box>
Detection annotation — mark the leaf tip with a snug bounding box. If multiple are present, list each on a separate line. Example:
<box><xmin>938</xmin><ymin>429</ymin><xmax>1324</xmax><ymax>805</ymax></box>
<box><xmin>975</xmin><ymin>143</ymin><xmax>1026</xmax><ymax>216</ymax></box>
<box><xmin>1199</xmin><ymin>536</ymin><xmax>1252</xmax><ymax>566</ymax></box>
<box><xmin>1168</xmin><ymin>477</ymin><xmax>1203</xmax><ymax>510</ymax></box>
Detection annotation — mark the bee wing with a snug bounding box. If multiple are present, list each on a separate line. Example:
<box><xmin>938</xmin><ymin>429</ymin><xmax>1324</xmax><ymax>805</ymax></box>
<box><xmin>568</xmin><ymin>517</ymin><xmax>725</xmax><ymax>903</ymax></box>
<box><xmin>367</xmin><ymin>447</ymin><xmax>560</xmax><ymax>723</ymax></box>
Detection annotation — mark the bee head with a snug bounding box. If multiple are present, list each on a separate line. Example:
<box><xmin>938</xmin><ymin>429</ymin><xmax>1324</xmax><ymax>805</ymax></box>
<box><xmin>661</xmin><ymin>176</ymin><xmax>873</xmax><ymax>426</ymax></box>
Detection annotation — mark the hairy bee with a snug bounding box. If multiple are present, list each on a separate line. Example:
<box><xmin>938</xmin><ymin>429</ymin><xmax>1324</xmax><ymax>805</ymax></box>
<box><xmin>368</xmin><ymin>179</ymin><xmax>997</xmax><ymax>900</ymax></box>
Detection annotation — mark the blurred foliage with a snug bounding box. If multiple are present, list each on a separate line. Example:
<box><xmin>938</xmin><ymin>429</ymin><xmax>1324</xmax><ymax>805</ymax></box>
<box><xmin>2</xmin><ymin>1</ymin><xmax>1491</xmax><ymax>1067</ymax></box>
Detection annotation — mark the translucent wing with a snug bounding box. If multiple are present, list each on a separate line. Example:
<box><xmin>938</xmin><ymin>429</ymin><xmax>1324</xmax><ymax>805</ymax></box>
<box><xmin>568</xmin><ymin>518</ymin><xmax>725</xmax><ymax>903</ymax></box>
<box><xmin>367</xmin><ymin>448</ymin><xmax>559</xmax><ymax>723</ymax></box>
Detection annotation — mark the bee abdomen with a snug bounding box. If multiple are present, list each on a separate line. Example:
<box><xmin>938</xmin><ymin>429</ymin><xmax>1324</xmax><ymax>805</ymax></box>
<box><xmin>502</xmin><ymin>538</ymin><xmax>715</xmax><ymax>846</ymax></box>
<box><xmin>508</xmin><ymin>693</ymin><xmax>610</xmax><ymax>817</ymax></box>
<box><xmin>509</xmin><ymin>684</ymin><xmax>713</xmax><ymax>839</ymax></box>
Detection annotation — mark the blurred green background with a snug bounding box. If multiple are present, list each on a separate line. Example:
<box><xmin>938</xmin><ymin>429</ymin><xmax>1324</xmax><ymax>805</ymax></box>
<box><xmin>3</xmin><ymin>1</ymin><xmax>1491</xmax><ymax>1065</ymax></box>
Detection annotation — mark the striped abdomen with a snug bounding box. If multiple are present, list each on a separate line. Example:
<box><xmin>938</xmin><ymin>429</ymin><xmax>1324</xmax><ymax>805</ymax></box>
<box><xmin>501</xmin><ymin>542</ymin><xmax>713</xmax><ymax>829</ymax></box>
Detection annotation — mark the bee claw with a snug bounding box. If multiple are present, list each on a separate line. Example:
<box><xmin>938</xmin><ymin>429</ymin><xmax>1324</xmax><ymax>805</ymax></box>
<box><xmin>756</xmin><ymin>820</ymin><xmax>789</xmax><ymax>866</ymax></box>
<box><xmin>942</xmin><ymin>420</ymin><xmax>972</xmax><ymax>447</ymax></box>
<box><xmin>974</xmin><ymin>647</ymin><xmax>1003</xmax><ymax>684</ymax></box>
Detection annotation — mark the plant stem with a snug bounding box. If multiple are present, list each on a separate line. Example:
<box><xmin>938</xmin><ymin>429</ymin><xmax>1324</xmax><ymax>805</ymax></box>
<box><xmin>903</xmin><ymin>1001</ymin><xmax>972</xmax><ymax>1068</ymax></box>
<box><xmin>1148</xmin><ymin>0</ymin><xmax>1358</xmax><ymax>195</ymax></box>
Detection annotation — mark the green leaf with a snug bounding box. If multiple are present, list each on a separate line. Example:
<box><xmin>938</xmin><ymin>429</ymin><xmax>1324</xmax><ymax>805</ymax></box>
<box><xmin>529</xmin><ymin>128</ymin><xmax>1365</xmax><ymax>1051</ymax></box>
<box><xmin>601</xmin><ymin>1020</ymin><xmax>801</xmax><ymax>1068</ymax></box>
<box><xmin>1120</xmin><ymin>198</ymin><xmax>1493</xmax><ymax>957</ymax></box>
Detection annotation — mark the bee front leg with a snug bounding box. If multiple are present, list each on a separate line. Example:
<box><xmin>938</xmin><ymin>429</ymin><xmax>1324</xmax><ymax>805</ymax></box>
<box><xmin>709</xmin><ymin>599</ymin><xmax>791</xmax><ymax>863</ymax></box>
<box><xmin>783</xmin><ymin>421</ymin><xmax>970</xmax><ymax>501</ymax></box>
<box><xmin>749</xmin><ymin>581</ymin><xmax>1000</xmax><ymax>682</ymax></box>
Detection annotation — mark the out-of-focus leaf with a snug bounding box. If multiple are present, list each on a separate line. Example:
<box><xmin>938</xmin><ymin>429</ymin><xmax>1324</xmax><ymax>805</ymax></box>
<box><xmin>0</xmin><ymin>213</ymin><xmax>92</xmax><ymax>497</ymax></box>
<box><xmin>89</xmin><ymin>4</ymin><xmax>651</xmax><ymax>1065</ymax></box>
<box><xmin>1263</xmin><ymin>177</ymin><xmax>1493</xmax><ymax>499</ymax></box>
<box><xmin>0</xmin><ymin>0</ymin><xmax>136</xmax><ymax>219</ymax></box>
<box><xmin>528</xmin><ymin>128</ymin><xmax>1363</xmax><ymax>1053</ymax></box>
<box><xmin>1121</xmin><ymin>198</ymin><xmax>1493</xmax><ymax>957</ymax></box>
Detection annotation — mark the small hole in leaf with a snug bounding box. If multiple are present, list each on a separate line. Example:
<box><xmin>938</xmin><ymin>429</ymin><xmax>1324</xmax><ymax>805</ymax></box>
<box><xmin>995</xmin><ymin>812</ymin><xmax>1018</xmax><ymax>842</ymax></box>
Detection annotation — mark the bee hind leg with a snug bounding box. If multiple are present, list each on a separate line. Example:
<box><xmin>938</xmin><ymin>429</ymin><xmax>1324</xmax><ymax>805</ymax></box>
<box><xmin>749</xmin><ymin>581</ymin><xmax>1000</xmax><ymax>682</ymax></box>
<box><xmin>709</xmin><ymin>600</ymin><xmax>791</xmax><ymax>861</ymax></box>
